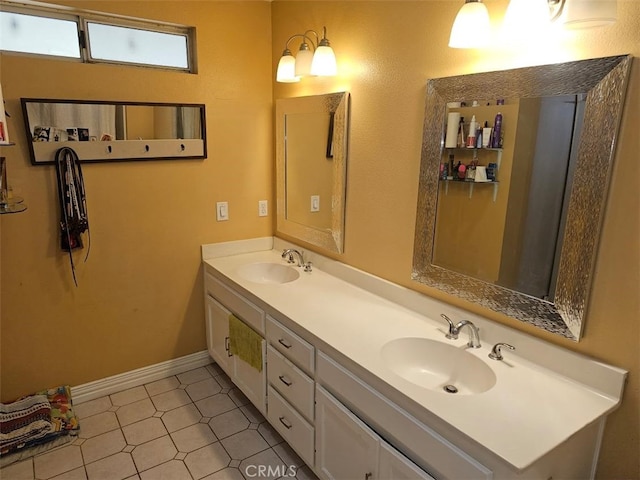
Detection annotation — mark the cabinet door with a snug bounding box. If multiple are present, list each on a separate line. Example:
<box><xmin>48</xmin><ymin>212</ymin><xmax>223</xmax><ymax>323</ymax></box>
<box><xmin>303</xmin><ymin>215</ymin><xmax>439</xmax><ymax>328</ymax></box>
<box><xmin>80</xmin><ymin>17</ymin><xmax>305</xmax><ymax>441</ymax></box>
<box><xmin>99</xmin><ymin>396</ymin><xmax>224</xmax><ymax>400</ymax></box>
<box><xmin>205</xmin><ymin>295</ymin><xmax>231</xmax><ymax>375</ymax></box>
<box><xmin>379</xmin><ymin>442</ymin><xmax>435</xmax><ymax>480</ymax></box>
<box><xmin>315</xmin><ymin>386</ymin><xmax>378</xmax><ymax>480</ymax></box>
<box><xmin>233</xmin><ymin>338</ymin><xmax>267</xmax><ymax>414</ymax></box>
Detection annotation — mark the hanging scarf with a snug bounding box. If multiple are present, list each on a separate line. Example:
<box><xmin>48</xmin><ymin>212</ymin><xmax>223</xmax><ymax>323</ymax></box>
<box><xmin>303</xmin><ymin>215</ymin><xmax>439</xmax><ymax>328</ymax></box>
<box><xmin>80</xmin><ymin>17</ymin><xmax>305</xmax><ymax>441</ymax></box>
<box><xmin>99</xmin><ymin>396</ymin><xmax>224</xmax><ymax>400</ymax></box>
<box><xmin>54</xmin><ymin>147</ymin><xmax>89</xmax><ymax>286</ymax></box>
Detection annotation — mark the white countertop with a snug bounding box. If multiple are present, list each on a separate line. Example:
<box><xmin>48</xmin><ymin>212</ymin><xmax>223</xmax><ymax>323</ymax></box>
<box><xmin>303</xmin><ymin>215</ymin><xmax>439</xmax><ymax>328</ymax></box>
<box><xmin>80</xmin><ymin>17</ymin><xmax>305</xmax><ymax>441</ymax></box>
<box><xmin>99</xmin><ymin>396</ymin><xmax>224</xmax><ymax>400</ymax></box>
<box><xmin>202</xmin><ymin>238</ymin><xmax>626</xmax><ymax>472</ymax></box>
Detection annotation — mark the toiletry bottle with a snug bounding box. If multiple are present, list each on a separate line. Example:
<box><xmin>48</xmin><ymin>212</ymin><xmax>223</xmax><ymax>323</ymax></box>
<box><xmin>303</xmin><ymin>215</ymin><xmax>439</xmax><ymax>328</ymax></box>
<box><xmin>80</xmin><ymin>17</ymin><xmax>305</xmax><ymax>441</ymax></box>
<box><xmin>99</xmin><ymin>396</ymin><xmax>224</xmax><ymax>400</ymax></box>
<box><xmin>482</xmin><ymin>121</ymin><xmax>492</xmax><ymax>148</ymax></box>
<box><xmin>487</xmin><ymin>162</ymin><xmax>498</xmax><ymax>181</ymax></box>
<box><xmin>467</xmin><ymin>115</ymin><xmax>477</xmax><ymax>148</ymax></box>
<box><xmin>492</xmin><ymin>112</ymin><xmax>502</xmax><ymax>148</ymax></box>
<box><xmin>457</xmin><ymin>163</ymin><xmax>467</xmax><ymax>180</ymax></box>
<box><xmin>448</xmin><ymin>154</ymin><xmax>455</xmax><ymax>179</ymax></box>
<box><xmin>453</xmin><ymin>160</ymin><xmax>461</xmax><ymax>180</ymax></box>
<box><xmin>458</xmin><ymin>117</ymin><xmax>465</xmax><ymax>148</ymax></box>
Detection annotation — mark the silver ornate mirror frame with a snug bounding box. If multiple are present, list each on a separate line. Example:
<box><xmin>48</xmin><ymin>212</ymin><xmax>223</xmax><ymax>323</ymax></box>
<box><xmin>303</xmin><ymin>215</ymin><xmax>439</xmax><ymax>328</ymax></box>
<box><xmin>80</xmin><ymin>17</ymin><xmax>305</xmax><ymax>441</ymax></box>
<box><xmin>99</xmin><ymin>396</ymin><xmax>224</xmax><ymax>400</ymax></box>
<box><xmin>276</xmin><ymin>92</ymin><xmax>349</xmax><ymax>254</ymax></box>
<box><xmin>412</xmin><ymin>55</ymin><xmax>632</xmax><ymax>341</ymax></box>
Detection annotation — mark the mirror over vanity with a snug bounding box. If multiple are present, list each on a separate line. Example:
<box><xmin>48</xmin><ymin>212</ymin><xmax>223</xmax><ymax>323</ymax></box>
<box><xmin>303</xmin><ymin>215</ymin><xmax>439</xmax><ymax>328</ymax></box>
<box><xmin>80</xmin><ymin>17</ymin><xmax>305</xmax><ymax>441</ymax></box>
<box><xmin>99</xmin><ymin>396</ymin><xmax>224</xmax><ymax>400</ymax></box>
<box><xmin>276</xmin><ymin>92</ymin><xmax>350</xmax><ymax>254</ymax></box>
<box><xmin>413</xmin><ymin>55</ymin><xmax>631</xmax><ymax>341</ymax></box>
<box><xmin>21</xmin><ymin>98</ymin><xmax>207</xmax><ymax>164</ymax></box>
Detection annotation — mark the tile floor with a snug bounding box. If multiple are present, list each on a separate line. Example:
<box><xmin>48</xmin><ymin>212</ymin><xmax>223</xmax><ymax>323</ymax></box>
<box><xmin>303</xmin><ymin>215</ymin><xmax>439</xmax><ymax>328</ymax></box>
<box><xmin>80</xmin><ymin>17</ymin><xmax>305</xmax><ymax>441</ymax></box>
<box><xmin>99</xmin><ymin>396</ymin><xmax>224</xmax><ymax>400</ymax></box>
<box><xmin>1</xmin><ymin>363</ymin><xmax>318</xmax><ymax>480</ymax></box>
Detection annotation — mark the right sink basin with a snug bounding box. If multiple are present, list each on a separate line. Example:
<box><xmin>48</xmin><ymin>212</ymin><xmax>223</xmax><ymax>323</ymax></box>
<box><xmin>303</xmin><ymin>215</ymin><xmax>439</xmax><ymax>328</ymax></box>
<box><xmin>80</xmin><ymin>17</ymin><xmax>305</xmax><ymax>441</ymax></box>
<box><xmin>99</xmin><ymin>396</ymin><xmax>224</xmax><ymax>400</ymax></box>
<box><xmin>381</xmin><ymin>337</ymin><xmax>496</xmax><ymax>395</ymax></box>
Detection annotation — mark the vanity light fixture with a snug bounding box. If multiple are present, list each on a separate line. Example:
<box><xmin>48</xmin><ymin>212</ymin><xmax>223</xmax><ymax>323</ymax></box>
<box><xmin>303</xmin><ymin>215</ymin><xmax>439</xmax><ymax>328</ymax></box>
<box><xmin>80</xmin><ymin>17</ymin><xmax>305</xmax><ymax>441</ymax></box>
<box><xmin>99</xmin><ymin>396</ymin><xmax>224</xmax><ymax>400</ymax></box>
<box><xmin>449</xmin><ymin>0</ymin><xmax>491</xmax><ymax>49</ymax></box>
<box><xmin>276</xmin><ymin>27</ymin><xmax>337</xmax><ymax>83</ymax></box>
<box><xmin>449</xmin><ymin>0</ymin><xmax>617</xmax><ymax>48</ymax></box>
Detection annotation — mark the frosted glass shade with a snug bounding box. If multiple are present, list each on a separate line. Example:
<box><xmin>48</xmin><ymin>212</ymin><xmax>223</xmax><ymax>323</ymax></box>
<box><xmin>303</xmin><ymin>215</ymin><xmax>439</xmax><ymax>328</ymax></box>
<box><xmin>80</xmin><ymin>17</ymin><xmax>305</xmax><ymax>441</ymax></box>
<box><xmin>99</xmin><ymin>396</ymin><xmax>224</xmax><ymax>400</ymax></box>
<box><xmin>294</xmin><ymin>48</ymin><xmax>314</xmax><ymax>77</ymax></box>
<box><xmin>449</xmin><ymin>1</ymin><xmax>491</xmax><ymax>49</ymax></box>
<box><xmin>276</xmin><ymin>53</ymin><xmax>299</xmax><ymax>83</ymax></box>
<box><xmin>503</xmin><ymin>0</ymin><xmax>550</xmax><ymax>38</ymax></box>
<box><xmin>311</xmin><ymin>46</ymin><xmax>337</xmax><ymax>76</ymax></box>
<box><xmin>560</xmin><ymin>0</ymin><xmax>616</xmax><ymax>28</ymax></box>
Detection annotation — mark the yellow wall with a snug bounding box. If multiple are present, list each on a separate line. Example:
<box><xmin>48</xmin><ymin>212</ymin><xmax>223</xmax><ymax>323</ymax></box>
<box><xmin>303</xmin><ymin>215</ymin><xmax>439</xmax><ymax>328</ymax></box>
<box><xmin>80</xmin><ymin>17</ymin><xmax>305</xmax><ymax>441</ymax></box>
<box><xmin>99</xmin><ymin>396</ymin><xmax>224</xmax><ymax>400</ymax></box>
<box><xmin>272</xmin><ymin>2</ymin><xmax>639</xmax><ymax>478</ymax></box>
<box><xmin>0</xmin><ymin>0</ymin><xmax>273</xmax><ymax>398</ymax></box>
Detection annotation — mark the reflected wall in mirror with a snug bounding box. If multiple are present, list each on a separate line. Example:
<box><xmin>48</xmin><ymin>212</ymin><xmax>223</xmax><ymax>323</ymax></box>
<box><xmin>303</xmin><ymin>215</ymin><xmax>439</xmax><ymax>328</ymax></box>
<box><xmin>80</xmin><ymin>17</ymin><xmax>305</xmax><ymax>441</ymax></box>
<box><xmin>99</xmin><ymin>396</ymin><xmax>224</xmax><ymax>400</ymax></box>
<box><xmin>276</xmin><ymin>92</ymin><xmax>349</xmax><ymax>254</ymax></box>
<box><xmin>413</xmin><ymin>55</ymin><xmax>631</xmax><ymax>341</ymax></box>
<box><xmin>21</xmin><ymin>99</ymin><xmax>206</xmax><ymax>164</ymax></box>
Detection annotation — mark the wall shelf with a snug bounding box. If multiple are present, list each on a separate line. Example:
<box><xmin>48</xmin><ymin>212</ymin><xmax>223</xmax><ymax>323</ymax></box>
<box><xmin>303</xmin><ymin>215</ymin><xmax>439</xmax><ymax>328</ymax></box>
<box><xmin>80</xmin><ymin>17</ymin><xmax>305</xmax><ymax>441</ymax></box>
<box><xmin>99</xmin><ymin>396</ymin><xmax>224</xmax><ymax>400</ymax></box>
<box><xmin>440</xmin><ymin>179</ymin><xmax>500</xmax><ymax>201</ymax></box>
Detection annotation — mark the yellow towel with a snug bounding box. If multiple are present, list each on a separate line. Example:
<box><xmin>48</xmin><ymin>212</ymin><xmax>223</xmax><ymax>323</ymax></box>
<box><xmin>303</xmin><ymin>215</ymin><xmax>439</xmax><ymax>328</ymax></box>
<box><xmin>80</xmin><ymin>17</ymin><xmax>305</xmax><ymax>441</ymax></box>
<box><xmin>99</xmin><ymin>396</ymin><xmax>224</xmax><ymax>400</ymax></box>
<box><xmin>228</xmin><ymin>314</ymin><xmax>263</xmax><ymax>372</ymax></box>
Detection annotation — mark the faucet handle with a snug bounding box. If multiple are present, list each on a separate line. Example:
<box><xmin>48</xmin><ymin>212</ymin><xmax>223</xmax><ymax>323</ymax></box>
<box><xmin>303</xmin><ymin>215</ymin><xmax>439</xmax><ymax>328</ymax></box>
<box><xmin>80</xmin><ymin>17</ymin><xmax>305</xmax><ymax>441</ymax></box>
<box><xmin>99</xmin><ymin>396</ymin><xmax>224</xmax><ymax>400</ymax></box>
<box><xmin>281</xmin><ymin>249</ymin><xmax>294</xmax><ymax>264</ymax></box>
<box><xmin>489</xmin><ymin>343</ymin><xmax>515</xmax><ymax>361</ymax></box>
<box><xmin>440</xmin><ymin>314</ymin><xmax>457</xmax><ymax>339</ymax></box>
<box><xmin>303</xmin><ymin>261</ymin><xmax>313</xmax><ymax>272</ymax></box>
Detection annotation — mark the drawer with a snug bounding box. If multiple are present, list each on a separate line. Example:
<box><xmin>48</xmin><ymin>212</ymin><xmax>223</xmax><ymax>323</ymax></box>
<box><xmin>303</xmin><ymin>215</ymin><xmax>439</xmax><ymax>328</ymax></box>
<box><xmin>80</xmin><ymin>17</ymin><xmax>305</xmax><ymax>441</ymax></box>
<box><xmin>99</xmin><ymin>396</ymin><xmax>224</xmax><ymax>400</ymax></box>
<box><xmin>267</xmin><ymin>385</ymin><xmax>314</xmax><ymax>467</ymax></box>
<box><xmin>266</xmin><ymin>315</ymin><xmax>314</xmax><ymax>374</ymax></box>
<box><xmin>205</xmin><ymin>272</ymin><xmax>265</xmax><ymax>334</ymax></box>
<box><xmin>267</xmin><ymin>345</ymin><xmax>314</xmax><ymax>421</ymax></box>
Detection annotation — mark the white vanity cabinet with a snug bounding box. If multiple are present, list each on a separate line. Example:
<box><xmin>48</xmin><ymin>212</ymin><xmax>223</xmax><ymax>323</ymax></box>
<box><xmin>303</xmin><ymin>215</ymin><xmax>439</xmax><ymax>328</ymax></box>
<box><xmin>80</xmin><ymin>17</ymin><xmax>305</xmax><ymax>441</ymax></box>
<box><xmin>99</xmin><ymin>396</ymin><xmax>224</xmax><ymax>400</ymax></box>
<box><xmin>204</xmin><ymin>272</ymin><xmax>267</xmax><ymax>413</ymax></box>
<box><xmin>202</xmin><ymin>243</ymin><xmax>627</xmax><ymax>480</ymax></box>
<box><xmin>316</xmin><ymin>385</ymin><xmax>435</xmax><ymax>480</ymax></box>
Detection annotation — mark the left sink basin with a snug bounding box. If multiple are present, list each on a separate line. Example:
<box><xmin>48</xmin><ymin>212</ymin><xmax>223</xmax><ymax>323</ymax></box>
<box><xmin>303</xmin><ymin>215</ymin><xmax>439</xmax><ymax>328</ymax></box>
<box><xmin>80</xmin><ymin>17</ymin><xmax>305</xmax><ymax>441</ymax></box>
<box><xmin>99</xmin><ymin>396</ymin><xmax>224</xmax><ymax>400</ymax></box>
<box><xmin>237</xmin><ymin>262</ymin><xmax>300</xmax><ymax>284</ymax></box>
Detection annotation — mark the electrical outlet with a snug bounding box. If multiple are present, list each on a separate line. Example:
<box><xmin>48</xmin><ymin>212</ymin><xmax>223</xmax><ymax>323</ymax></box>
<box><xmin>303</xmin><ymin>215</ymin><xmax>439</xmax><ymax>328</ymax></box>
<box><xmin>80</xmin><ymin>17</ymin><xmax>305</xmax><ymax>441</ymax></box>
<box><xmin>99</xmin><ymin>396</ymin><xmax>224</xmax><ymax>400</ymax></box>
<box><xmin>310</xmin><ymin>195</ymin><xmax>320</xmax><ymax>212</ymax></box>
<box><xmin>216</xmin><ymin>201</ymin><xmax>229</xmax><ymax>221</ymax></box>
<box><xmin>258</xmin><ymin>200</ymin><xmax>268</xmax><ymax>217</ymax></box>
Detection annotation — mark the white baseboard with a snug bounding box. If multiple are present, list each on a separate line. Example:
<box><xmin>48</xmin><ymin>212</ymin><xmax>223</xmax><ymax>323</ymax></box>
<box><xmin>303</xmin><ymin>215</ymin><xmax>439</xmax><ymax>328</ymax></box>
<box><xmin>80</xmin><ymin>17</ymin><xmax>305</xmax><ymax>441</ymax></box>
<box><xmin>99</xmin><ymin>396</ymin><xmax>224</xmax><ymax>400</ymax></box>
<box><xmin>71</xmin><ymin>351</ymin><xmax>212</xmax><ymax>404</ymax></box>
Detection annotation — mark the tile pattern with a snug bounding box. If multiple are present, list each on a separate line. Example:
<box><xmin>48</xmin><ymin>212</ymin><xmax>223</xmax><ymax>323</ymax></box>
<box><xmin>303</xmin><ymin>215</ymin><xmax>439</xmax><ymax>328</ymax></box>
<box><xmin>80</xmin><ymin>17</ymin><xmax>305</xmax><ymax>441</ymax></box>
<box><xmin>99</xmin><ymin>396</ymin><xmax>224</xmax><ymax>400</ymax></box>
<box><xmin>0</xmin><ymin>363</ymin><xmax>318</xmax><ymax>480</ymax></box>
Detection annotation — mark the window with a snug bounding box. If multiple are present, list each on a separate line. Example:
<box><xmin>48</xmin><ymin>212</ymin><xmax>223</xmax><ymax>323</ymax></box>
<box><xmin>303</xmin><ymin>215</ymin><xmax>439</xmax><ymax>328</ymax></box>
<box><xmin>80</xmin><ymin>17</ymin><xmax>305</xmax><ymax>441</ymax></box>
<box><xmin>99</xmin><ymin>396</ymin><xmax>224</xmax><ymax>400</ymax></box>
<box><xmin>0</xmin><ymin>4</ymin><xmax>195</xmax><ymax>72</ymax></box>
<box><xmin>0</xmin><ymin>11</ymin><xmax>80</xmax><ymax>58</ymax></box>
<box><xmin>85</xmin><ymin>21</ymin><xmax>189</xmax><ymax>69</ymax></box>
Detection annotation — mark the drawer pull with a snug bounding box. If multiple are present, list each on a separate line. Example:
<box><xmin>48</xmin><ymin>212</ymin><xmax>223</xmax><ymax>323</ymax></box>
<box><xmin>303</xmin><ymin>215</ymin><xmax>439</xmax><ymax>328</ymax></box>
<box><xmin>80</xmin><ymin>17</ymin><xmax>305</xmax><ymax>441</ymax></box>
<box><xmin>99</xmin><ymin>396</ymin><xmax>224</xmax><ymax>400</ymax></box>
<box><xmin>225</xmin><ymin>337</ymin><xmax>233</xmax><ymax>357</ymax></box>
<box><xmin>365</xmin><ymin>473</ymin><xmax>372</xmax><ymax>480</ymax></box>
<box><xmin>278</xmin><ymin>375</ymin><xmax>292</xmax><ymax>387</ymax></box>
<box><xmin>278</xmin><ymin>416</ymin><xmax>292</xmax><ymax>429</ymax></box>
<box><xmin>278</xmin><ymin>338</ymin><xmax>292</xmax><ymax>349</ymax></box>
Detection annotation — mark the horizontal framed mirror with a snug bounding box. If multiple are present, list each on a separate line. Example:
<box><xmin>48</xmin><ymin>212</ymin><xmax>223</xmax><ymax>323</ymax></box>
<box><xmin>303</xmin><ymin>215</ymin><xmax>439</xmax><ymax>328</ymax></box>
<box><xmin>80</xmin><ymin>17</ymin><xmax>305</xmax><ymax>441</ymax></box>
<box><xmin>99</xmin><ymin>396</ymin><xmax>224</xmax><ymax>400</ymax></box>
<box><xmin>276</xmin><ymin>92</ymin><xmax>350</xmax><ymax>254</ymax></box>
<box><xmin>21</xmin><ymin>98</ymin><xmax>206</xmax><ymax>164</ymax></box>
<box><xmin>413</xmin><ymin>55</ymin><xmax>631</xmax><ymax>341</ymax></box>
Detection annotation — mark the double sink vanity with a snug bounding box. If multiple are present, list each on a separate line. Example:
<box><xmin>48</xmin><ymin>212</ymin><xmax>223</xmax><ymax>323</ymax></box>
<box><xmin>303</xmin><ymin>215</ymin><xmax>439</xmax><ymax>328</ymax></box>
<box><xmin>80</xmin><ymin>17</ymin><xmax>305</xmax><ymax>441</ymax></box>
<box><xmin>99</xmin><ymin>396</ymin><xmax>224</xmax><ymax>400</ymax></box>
<box><xmin>202</xmin><ymin>237</ymin><xmax>626</xmax><ymax>480</ymax></box>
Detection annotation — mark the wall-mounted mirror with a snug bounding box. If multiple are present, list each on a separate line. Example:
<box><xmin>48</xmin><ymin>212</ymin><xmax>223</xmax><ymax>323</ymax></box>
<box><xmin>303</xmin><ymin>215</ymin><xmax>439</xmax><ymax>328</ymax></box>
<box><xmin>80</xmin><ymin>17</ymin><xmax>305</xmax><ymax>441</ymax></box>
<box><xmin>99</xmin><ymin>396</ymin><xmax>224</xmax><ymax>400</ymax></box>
<box><xmin>21</xmin><ymin>99</ymin><xmax>206</xmax><ymax>164</ymax></box>
<box><xmin>276</xmin><ymin>92</ymin><xmax>349</xmax><ymax>254</ymax></box>
<box><xmin>413</xmin><ymin>55</ymin><xmax>631</xmax><ymax>341</ymax></box>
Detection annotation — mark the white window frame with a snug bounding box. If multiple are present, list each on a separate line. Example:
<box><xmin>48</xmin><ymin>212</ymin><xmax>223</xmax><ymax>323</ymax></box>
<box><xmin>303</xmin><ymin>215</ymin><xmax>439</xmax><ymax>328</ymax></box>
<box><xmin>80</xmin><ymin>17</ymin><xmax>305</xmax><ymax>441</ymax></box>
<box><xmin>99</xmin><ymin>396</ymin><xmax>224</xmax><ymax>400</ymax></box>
<box><xmin>0</xmin><ymin>2</ymin><xmax>196</xmax><ymax>73</ymax></box>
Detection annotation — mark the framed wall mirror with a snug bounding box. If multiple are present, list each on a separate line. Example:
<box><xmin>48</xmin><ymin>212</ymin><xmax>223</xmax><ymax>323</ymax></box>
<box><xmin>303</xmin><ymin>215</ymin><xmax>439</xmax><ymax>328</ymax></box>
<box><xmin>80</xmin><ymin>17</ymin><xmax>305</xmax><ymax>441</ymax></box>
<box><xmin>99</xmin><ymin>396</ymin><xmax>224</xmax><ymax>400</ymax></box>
<box><xmin>21</xmin><ymin>98</ymin><xmax>206</xmax><ymax>164</ymax></box>
<box><xmin>276</xmin><ymin>92</ymin><xmax>350</xmax><ymax>254</ymax></box>
<box><xmin>413</xmin><ymin>55</ymin><xmax>631</xmax><ymax>341</ymax></box>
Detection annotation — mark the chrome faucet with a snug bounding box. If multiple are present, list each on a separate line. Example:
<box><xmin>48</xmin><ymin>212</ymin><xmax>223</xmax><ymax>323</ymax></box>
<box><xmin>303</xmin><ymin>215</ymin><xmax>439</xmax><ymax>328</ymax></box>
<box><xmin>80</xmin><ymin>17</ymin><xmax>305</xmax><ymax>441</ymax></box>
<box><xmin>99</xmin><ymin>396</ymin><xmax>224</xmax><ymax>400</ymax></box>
<box><xmin>281</xmin><ymin>249</ymin><xmax>305</xmax><ymax>267</ymax></box>
<box><xmin>440</xmin><ymin>314</ymin><xmax>481</xmax><ymax>348</ymax></box>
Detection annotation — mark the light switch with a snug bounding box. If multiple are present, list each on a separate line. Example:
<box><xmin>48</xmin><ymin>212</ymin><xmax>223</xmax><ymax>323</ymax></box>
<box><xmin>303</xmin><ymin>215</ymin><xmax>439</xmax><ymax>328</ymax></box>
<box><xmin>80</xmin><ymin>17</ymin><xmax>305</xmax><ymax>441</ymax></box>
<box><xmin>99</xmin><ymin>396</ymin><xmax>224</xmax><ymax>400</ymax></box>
<box><xmin>258</xmin><ymin>200</ymin><xmax>268</xmax><ymax>217</ymax></box>
<box><xmin>216</xmin><ymin>201</ymin><xmax>229</xmax><ymax>221</ymax></box>
<box><xmin>310</xmin><ymin>195</ymin><xmax>320</xmax><ymax>212</ymax></box>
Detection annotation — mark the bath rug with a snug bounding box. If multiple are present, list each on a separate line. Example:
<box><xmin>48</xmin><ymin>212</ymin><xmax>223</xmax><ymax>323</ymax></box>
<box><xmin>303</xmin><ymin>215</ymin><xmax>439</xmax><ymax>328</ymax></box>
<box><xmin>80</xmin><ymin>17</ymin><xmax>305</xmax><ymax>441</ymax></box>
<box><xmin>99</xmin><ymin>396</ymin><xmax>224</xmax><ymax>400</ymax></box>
<box><xmin>0</xmin><ymin>385</ymin><xmax>79</xmax><ymax>465</ymax></box>
<box><xmin>0</xmin><ymin>395</ymin><xmax>53</xmax><ymax>456</ymax></box>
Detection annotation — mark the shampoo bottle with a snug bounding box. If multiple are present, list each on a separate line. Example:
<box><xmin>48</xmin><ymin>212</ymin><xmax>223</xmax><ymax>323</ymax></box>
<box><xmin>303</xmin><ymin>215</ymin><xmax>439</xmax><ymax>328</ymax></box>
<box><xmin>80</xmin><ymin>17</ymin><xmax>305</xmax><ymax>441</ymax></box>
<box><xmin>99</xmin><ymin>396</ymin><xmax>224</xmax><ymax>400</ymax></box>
<box><xmin>492</xmin><ymin>112</ymin><xmax>502</xmax><ymax>148</ymax></box>
<box><xmin>466</xmin><ymin>115</ymin><xmax>477</xmax><ymax>148</ymax></box>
